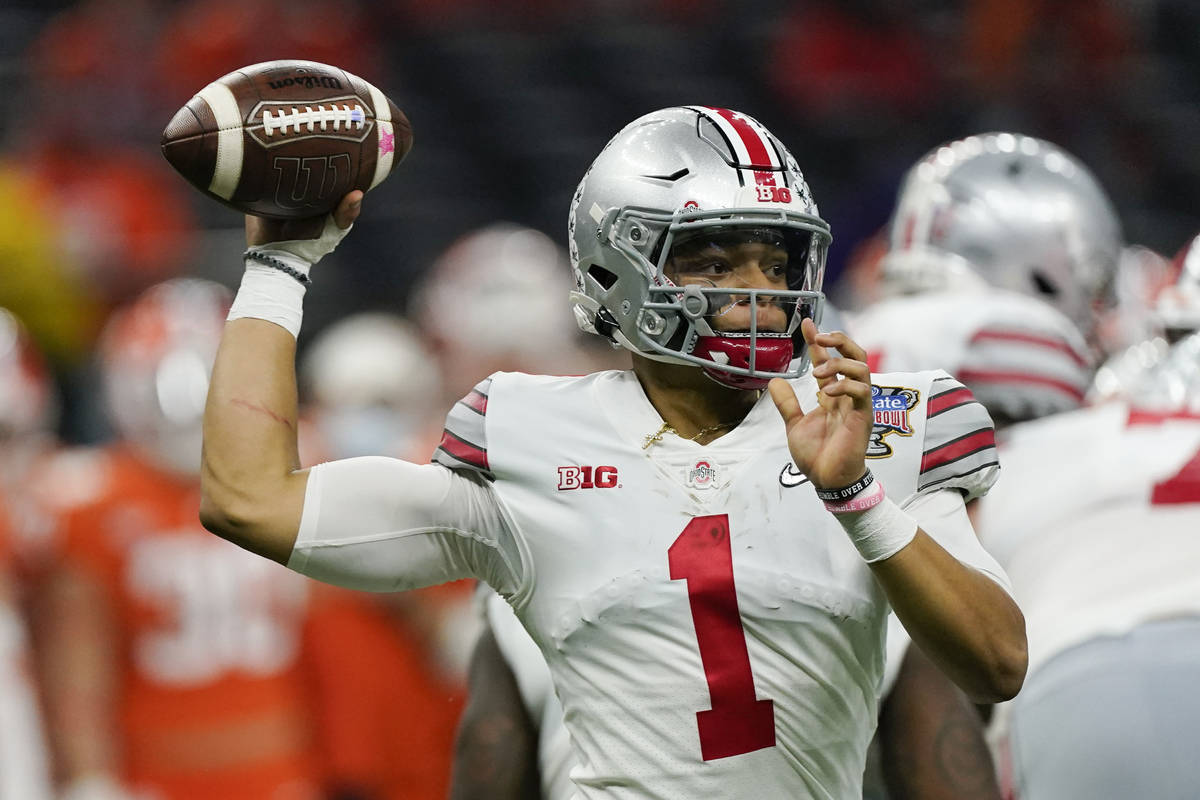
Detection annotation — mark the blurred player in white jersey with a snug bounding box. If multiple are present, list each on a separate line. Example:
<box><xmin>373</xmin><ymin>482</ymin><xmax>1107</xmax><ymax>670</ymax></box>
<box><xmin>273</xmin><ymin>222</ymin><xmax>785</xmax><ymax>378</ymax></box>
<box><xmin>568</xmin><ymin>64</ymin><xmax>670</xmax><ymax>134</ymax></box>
<box><xmin>0</xmin><ymin>309</ymin><xmax>54</xmax><ymax>800</ymax></box>
<box><xmin>973</xmin><ymin>331</ymin><xmax>1200</xmax><ymax>799</ymax></box>
<box><xmin>201</xmin><ymin>106</ymin><xmax>1027</xmax><ymax>799</ymax></box>
<box><xmin>851</xmin><ymin>132</ymin><xmax>1122</xmax><ymax>800</ymax></box>
<box><xmin>1090</xmin><ymin>233</ymin><xmax>1200</xmax><ymax>406</ymax></box>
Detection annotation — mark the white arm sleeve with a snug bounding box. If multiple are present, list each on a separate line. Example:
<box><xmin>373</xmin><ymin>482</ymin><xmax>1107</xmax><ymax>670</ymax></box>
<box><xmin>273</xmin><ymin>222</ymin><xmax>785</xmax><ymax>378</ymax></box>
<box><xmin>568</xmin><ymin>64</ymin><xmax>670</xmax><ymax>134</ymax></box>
<box><xmin>286</xmin><ymin>456</ymin><xmax>526</xmax><ymax>596</ymax></box>
<box><xmin>901</xmin><ymin>488</ymin><xmax>1013</xmax><ymax>596</ymax></box>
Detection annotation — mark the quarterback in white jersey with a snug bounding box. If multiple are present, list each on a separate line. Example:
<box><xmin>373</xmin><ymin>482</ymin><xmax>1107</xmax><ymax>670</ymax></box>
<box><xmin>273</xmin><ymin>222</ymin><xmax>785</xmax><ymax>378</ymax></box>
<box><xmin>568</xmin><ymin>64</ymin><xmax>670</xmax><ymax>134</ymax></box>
<box><xmin>971</xmin><ymin>331</ymin><xmax>1200</xmax><ymax>799</ymax></box>
<box><xmin>200</xmin><ymin>106</ymin><xmax>1026</xmax><ymax>799</ymax></box>
<box><xmin>374</xmin><ymin>365</ymin><xmax>1002</xmax><ymax>799</ymax></box>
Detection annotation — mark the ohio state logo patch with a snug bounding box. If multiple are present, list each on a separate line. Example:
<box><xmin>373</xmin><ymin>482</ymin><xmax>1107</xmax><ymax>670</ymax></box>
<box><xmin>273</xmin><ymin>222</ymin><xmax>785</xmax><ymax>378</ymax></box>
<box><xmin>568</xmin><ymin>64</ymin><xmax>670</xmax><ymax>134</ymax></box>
<box><xmin>686</xmin><ymin>459</ymin><xmax>721</xmax><ymax>490</ymax></box>
<box><xmin>867</xmin><ymin>384</ymin><xmax>919</xmax><ymax>458</ymax></box>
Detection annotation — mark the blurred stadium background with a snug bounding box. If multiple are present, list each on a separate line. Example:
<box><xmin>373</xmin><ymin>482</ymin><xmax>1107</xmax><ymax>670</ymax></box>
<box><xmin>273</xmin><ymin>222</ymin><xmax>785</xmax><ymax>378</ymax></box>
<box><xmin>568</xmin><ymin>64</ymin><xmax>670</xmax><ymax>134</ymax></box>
<box><xmin>0</xmin><ymin>0</ymin><xmax>1197</xmax><ymax>443</ymax></box>
<box><xmin>0</xmin><ymin>2</ymin><xmax>1198</xmax><ymax>798</ymax></box>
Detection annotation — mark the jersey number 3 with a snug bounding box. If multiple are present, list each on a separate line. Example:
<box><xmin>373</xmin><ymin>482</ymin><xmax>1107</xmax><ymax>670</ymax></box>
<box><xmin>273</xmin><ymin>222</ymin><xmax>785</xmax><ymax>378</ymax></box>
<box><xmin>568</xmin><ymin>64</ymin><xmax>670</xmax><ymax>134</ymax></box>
<box><xmin>669</xmin><ymin>514</ymin><xmax>776</xmax><ymax>761</ymax></box>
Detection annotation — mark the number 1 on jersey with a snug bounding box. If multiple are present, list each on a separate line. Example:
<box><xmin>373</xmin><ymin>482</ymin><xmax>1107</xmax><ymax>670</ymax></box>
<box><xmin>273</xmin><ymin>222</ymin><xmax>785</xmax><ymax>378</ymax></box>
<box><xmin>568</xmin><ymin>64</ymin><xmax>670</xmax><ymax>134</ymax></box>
<box><xmin>669</xmin><ymin>514</ymin><xmax>776</xmax><ymax>761</ymax></box>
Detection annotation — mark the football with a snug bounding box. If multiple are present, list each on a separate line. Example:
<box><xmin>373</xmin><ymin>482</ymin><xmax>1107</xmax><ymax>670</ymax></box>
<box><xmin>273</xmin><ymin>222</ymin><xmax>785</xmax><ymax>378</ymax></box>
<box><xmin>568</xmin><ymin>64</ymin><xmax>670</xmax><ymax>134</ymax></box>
<box><xmin>161</xmin><ymin>59</ymin><xmax>411</xmax><ymax>220</ymax></box>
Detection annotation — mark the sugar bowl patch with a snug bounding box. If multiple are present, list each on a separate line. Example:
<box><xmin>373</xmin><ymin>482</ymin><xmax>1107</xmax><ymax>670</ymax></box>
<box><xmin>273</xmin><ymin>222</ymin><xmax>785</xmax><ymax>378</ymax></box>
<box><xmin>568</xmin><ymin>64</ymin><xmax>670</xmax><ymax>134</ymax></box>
<box><xmin>868</xmin><ymin>384</ymin><xmax>919</xmax><ymax>458</ymax></box>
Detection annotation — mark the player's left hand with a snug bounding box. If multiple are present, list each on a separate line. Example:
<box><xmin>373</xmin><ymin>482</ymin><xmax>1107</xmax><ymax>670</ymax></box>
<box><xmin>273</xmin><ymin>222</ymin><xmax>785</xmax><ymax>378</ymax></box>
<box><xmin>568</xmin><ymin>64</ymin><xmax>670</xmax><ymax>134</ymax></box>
<box><xmin>769</xmin><ymin>318</ymin><xmax>873</xmax><ymax>489</ymax></box>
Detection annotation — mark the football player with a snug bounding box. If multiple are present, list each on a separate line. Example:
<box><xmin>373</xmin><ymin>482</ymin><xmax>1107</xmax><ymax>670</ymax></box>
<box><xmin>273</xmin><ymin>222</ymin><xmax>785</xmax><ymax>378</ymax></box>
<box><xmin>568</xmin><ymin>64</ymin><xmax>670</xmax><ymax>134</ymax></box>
<box><xmin>850</xmin><ymin>131</ymin><xmax>1123</xmax><ymax>800</ymax></box>
<box><xmin>35</xmin><ymin>280</ymin><xmax>320</xmax><ymax>800</ymax></box>
<box><xmin>201</xmin><ymin>106</ymin><xmax>1026</xmax><ymax>799</ymax></box>
<box><xmin>874</xmin><ymin>132</ymin><xmax>1122</xmax><ymax>350</ymax></box>
<box><xmin>0</xmin><ymin>309</ymin><xmax>55</xmax><ymax>800</ymax></box>
<box><xmin>1090</xmin><ymin>233</ymin><xmax>1200</xmax><ymax>406</ymax></box>
<box><xmin>298</xmin><ymin>312</ymin><xmax>468</xmax><ymax>800</ymax></box>
<box><xmin>972</xmin><ymin>330</ymin><xmax>1200</xmax><ymax>799</ymax></box>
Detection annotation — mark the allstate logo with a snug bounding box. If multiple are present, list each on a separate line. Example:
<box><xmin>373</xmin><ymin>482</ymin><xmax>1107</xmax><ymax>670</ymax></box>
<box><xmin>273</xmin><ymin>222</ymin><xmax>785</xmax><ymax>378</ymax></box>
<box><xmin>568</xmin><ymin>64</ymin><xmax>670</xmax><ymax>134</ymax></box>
<box><xmin>868</xmin><ymin>384</ymin><xmax>919</xmax><ymax>458</ymax></box>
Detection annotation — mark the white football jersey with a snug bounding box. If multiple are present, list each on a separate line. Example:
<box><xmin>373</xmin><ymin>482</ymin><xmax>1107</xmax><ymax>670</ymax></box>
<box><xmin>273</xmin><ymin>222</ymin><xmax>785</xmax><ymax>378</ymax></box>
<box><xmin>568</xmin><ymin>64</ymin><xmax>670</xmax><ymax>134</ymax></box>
<box><xmin>430</xmin><ymin>369</ymin><xmax>1003</xmax><ymax>800</ymax></box>
<box><xmin>850</xmin><ymin>289</ymin><xmax>1094</xmax><ymax>424</ymax></box>
<box><xmin>974</xmin><ymin>402</ymin><xmax>1200</xmax><ymax>680</ymax></box>
<box><xmin>292</xmin><ymin>368</ymin><xmax>1008</xmax><ymax>799</ymax></box>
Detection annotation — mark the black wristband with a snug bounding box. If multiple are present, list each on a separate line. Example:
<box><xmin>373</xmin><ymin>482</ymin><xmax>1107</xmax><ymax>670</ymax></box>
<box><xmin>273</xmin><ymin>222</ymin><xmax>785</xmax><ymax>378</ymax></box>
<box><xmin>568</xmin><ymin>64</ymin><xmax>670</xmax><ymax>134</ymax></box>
<box><xmin>813</xmin><ymin>469</ymin><xmax>874</xmax><ymax>502</ymax></box>
<box><xmin>243</xmin><ymin>249</ymin><xmax>312</xmax><ymax>286</ymax></box>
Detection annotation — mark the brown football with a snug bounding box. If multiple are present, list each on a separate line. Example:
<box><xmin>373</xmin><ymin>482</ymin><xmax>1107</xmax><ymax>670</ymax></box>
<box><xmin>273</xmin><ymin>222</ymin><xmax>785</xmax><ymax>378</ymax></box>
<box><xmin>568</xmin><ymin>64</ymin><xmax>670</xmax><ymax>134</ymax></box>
<box><xmin>161</xmin><ymin>60</ymin><xmax>412</xmax><ymax>219</ymax></box>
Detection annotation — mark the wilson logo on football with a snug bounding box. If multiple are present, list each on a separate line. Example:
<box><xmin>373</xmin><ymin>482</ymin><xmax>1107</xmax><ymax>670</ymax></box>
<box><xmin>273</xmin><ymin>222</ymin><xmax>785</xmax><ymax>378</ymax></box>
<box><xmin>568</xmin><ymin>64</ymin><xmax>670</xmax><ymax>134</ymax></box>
<box><xmin>557</xmin><ymin>465</ymin><xmax>619</xmax><ymax>490</ymax></box>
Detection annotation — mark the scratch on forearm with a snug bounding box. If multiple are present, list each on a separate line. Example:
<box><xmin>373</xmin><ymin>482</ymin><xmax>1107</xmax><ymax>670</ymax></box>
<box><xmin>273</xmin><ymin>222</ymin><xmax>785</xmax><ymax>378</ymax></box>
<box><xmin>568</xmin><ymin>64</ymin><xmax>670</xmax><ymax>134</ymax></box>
<box><xmin>230</xmin><ymin>398</ymin><xmax>294</xmax><ymax>431</ymax></box>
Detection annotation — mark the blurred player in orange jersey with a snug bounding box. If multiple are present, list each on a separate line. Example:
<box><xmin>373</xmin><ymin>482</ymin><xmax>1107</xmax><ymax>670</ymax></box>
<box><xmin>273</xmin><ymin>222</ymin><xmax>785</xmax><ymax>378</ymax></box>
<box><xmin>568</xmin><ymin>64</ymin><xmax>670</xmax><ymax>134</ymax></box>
<box><xmin>297</xmin><ymin>312</ymin><xmax>468</xmax><ymax>800</ymax></box>
<box><xmin>0</xmin><ymin>308</ymin><xmax>56</xmax><ymax>800</ymax></box>
<box><xmin>35</xmin><ymin>280</ymin><xmax>320</xmax><ymax>800</ymax></box>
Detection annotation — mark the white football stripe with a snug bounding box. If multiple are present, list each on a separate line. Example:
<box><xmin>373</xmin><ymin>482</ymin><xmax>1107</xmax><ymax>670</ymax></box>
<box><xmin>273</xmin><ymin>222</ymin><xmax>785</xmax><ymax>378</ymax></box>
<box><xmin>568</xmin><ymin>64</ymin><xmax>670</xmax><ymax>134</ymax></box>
<box><xmin>197</xmin><ymin>81</ymin><xmax>244</xmax><ymax>201</ymax></box>
<box><xmin>367</xmin><ymin>83</ymin><xmax>394</xmax><ymax>190</ymax></box>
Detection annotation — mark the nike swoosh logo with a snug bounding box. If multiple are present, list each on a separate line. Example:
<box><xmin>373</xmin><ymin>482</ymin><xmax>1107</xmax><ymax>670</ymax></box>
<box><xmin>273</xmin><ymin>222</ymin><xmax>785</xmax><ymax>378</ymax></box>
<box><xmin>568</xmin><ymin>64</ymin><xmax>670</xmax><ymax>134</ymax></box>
<box><xmin>779</xmin><ymin>463</ymin><xmax>811</xmax><ymax>488</ymax></box>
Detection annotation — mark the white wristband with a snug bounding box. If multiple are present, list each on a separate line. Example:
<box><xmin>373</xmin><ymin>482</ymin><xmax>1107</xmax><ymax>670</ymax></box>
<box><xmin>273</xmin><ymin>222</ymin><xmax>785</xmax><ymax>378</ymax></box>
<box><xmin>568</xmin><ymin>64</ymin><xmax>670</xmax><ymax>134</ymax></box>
<box><xmin>834</xmin><ymin>494</ymin><xmax>918</xmax><ymax>563</ymax></box>
<box><xmin>226</xmin><ymin>214</ymin><xmax>354</xmax><ymax>338</ymax></box>
<box><xmin>227</xmin><ymin>262</ymin><xmax>307</xmax><ymax>338</ymax></box>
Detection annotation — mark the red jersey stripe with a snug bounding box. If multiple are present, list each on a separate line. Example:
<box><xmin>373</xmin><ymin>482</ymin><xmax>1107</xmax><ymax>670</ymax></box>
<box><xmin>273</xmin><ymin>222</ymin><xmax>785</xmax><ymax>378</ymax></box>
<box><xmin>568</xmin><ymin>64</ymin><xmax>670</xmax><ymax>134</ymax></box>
<box><xmin>926</xmin><ymin>386</ymin><xmax>975</xmax><ymax>418</ymax></box>
<box><xmin>968</xmin><ymin>329</ymin><xmax>1090</xmax><ymax>368</ymax></box>
<box><xmin>921</xmin><ymin>428</ymin><xmax>996</xmax><ymax>473</ymax></box>
<box><xmin>1127</xmin><ymin>408</ymin><xmax>1200</xmax><ymax>425</ymax></box>
<box><xmin>462</xmin><ymin>389</ymin><xmax>488</xmax><ymax>416</ymax></box>
<box><xmin>438</xmin><ymin>430</ymin><xmax>489</xmax><ymax>470</ymax></box>
<box><xmin>956</xmin><ymin>369</ymin><xmax>1086</xmax><ymax>403</ymax></box>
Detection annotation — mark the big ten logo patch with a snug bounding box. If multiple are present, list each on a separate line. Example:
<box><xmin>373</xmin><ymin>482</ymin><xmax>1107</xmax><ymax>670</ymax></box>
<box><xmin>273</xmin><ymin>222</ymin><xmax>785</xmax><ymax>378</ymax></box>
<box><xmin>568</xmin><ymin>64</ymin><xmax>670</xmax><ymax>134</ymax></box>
<box><xmin>686</xmin><ymin>459</ymin><xmax>721</xmax><ymax>490</ymax></box>
<box><xmin>557</xmin><ymin>465</ymin><xmax>619</xmax><ymax>490</ymax></box>
<box><xmin>754</xmin><ymin>185</ymin><xmax>792</xmax><ymax>203</ymax></box>
<box><xmin>868</xmin><ymin>384</ymin><xmax>919</xmax><ymax>458</ymax></box>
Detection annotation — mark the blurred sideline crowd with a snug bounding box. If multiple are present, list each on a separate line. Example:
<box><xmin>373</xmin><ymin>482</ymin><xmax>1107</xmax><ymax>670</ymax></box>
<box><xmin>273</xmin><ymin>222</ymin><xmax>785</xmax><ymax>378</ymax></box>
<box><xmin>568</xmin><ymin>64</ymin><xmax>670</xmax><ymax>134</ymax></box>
<box><xmin>1</xmin><ymin>1</ymin><xmax>1199</xmax><ymax>799</ymax></box>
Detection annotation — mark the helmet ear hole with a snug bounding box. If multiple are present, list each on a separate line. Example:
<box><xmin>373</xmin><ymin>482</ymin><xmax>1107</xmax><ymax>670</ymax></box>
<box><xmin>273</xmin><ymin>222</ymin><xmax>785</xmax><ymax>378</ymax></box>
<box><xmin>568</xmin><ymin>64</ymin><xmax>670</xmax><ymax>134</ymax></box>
<box><xmin>1031</xmin><ymin>270</ymin><xmax>1060</xmax><ymax>298</ymax></box>
<box><xmin>588</xmin><ymin>264</ymin><xmax>620</xmax><ymax>291</ymax></box>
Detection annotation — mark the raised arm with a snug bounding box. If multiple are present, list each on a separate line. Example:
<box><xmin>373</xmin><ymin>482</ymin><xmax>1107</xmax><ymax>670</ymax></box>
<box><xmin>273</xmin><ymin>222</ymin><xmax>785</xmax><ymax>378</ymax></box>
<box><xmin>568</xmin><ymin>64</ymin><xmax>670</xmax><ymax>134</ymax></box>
<box><xmin>769</xmin><ymin>319</ymin><xmax>1027</xmax><ymax>704</ymax></box>
<box><xmin>199</xmin><ymin>193</ymin><xmax>362</xmax><ymax>563</ymax></box>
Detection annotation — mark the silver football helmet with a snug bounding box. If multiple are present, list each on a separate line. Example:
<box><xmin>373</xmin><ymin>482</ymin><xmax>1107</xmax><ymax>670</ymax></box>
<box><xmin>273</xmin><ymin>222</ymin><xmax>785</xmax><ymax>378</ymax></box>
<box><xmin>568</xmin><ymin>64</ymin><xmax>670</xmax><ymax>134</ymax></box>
<box><xmin>1155</xmin><ymin>232</ymin><xmax>1200</xmax><ymax>337</ymax></box>
<box><xmin>881</xmin><ymin>133</ymin><xmax>1123</xmax><ymax>342</ymax></box>
<box><xmin>99</xmin><ymin>278</ymin><xmax>230</xmax><ymax>476</ymax></box>
<box><xmin>1132</xmin><ymin>330</ymin><xmax>1200</xmax><ymax>413</ymax></box>
<box><xmin>569</xmin><ymin>106</ymin><xmax>832</xmax><ymax>388</ymax></box>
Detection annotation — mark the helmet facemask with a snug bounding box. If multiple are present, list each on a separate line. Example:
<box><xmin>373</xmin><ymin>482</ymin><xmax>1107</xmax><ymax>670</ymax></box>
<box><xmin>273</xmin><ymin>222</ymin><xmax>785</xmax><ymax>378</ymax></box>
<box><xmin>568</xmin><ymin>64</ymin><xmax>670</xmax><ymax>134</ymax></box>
<box><xmin>580</xmin><ymin>206</ymin><xmax>829</xmax><ymax>389</ymax></box>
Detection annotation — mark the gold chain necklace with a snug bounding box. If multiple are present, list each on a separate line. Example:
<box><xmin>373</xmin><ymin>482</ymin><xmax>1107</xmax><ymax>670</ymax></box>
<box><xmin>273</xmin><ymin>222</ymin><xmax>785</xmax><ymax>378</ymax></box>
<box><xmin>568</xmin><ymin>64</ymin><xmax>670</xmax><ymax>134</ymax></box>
<box><xmin>641</xmin><ymin>419</ymin><xmax>741</xmax><ymax>449</ymax></box>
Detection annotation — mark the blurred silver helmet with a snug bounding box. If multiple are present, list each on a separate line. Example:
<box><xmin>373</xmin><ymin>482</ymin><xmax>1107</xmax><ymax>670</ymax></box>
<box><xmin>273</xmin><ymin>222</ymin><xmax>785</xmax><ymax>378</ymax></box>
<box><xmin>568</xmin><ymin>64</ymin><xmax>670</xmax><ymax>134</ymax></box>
<box><xmin>99</xmin><ymin>278</ymin><xmax>229</xmax><ymax>477</ymax></box>
<box><xmin>568</xmin><ymin>106</ymin><xmax>831</xmax><ymax>389</ymax></box>
<box><xmin>881</xmin><ymin>133</ymin><xmax>1123</xmax><ymax>341</ymax></box>
<box><xmin>301</xmin><ymin>312</ymin><xmax>441</xmax><ymax>459</ymax></box>
<box><xmin>1154</xmin><ymin>232</ymin><xmax>1200</xmax><ymax>337</ymax></box>
<box><xmin>1087</xmin><ymin>335</ymin><xmax>1170</xmax><ymax>406</ymax></box>
<box><xmin>1131</xmin><ymin>330</ymin><xmax>1200</xmax><ymax>413</ymax></box>
<box><xmin>412</xmin><ymin>223</ymin><xmax>577</xmax><ymax>366</ymax></box>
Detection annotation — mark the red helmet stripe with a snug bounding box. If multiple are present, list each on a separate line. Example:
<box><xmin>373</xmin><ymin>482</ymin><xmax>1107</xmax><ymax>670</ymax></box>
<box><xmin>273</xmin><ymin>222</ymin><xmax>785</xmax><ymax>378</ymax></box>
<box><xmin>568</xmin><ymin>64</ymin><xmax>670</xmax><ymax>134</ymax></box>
<box><xmin>702</xmin><ymin>107</ymin><xmax>779</xmax><ymax>186</ymax></box>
